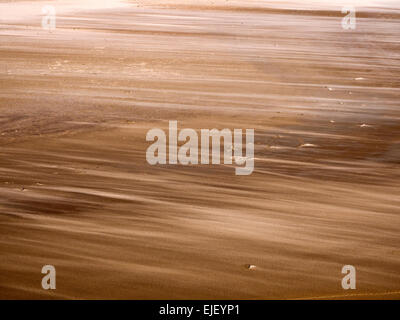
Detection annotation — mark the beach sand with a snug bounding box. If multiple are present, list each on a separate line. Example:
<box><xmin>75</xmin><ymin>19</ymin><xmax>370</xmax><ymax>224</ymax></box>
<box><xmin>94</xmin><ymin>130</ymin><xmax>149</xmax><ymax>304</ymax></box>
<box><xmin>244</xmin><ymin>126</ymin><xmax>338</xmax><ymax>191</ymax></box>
<box><xmin>0</xmin><ymin>0</ymin><xmax>399</xmax><ymax>299</ymax></box>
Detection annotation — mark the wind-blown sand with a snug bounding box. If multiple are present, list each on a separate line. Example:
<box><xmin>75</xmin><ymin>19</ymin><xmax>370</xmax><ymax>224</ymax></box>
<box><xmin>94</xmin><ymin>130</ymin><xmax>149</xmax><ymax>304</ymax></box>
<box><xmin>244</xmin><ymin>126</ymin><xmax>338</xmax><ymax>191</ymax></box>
<box><xmin>0</xmin><ymin>0</ymin><xmax>399</xmax><ymax>299</ymax></box>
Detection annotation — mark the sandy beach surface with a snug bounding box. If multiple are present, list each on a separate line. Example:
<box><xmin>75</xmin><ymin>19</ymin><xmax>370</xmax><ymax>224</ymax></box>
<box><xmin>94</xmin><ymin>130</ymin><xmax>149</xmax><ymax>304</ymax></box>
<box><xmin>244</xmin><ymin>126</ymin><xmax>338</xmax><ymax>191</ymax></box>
<box><xmin>0</xmin><ymin>0</ymin><xmax>399</xmax><ymax>299</ymax></box>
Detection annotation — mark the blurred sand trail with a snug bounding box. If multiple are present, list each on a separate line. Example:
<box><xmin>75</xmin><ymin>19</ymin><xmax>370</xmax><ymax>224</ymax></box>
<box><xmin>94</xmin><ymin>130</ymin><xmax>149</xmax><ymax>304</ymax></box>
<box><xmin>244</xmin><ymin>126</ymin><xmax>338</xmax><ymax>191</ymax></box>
<box><xmin>0</xmin><ymin>0</ymin><xmax>399</xmax><ymax>299</ymax></box>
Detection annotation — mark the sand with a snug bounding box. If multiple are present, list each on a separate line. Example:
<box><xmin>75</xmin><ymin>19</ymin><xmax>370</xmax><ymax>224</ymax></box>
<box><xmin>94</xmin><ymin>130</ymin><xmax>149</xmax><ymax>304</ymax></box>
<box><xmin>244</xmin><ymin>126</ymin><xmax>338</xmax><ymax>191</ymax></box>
<box><xmin>0</xmin><ymin>0</ymin><xmax>399</xmax><ymax>299</ymax></box>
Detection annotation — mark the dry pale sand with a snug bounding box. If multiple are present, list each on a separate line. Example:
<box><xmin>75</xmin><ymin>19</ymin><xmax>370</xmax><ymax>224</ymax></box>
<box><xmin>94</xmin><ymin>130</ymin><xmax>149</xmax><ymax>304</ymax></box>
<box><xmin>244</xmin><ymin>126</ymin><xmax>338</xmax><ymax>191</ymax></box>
<box><xmin>0</xmin><ymin>0</ymin><xmax>399</xmax><ymax>299</ymax></box>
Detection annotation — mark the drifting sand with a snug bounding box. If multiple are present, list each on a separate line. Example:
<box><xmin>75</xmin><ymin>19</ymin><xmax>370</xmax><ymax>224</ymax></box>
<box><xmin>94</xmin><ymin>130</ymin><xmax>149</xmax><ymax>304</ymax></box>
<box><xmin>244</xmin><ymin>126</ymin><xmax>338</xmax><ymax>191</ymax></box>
<box><xmin>0</xmin><ymin>0</ymin><xmax>399</xmax><ymax>299</ymax></box>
